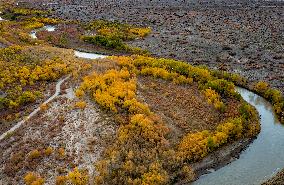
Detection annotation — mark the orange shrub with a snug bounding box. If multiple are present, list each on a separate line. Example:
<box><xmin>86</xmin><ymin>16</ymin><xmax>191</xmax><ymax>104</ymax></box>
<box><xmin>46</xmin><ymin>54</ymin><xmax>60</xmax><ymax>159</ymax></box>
<box><xmin>178</xmin><ymin>131</ymin><xmax>209</xmax><ymax>162</ymax></box>
<box><xmin>24</xmin><ymin>172</ymin><xmax>44</xmax><ymax>185</ymax></box>
<box><xmin>75</xmin><ymin>89</ymin><xmax>85</xmax><ymax>97</ymax></box>
<box><xmin>74</xmin><ymin>101</ymin><xmax>87</xmax><ymax>109</ymax></box>
<box><xmin>123</xmin><ymin>98</ymin><xmax>151</xmax><ymax>115</ymax></box>
<box><xmin>55</xmin><ymin>176</ymin><xmax>68</xmax><ymax>185</ymax></box>
<box><xmin>58</xmin><ymin>148</ymin><xmax>65</xmax><ymax>158</ymax></box>
<box><xmin>44</xmin><ymin>147</ymin><xmax>53</xmax><ymax>156</ymax></box>
<box><xmin>28</xmin><ymin>149</ymin><xmax>41</xmax><ymax>160</ymax></box>
<box><xmin>67</xmin><ymin>168</ymin><xmax>89</xmax><ymax>185</ymax></box>
<box><xmin>40</xmin><ymin>103</ymin><xmax>49</xmax><ymax>111</ymax></box>
<box><xmin>204</xmin><ymin>88</ymin><xmax>225</xmax><ymax>111</ymax></box>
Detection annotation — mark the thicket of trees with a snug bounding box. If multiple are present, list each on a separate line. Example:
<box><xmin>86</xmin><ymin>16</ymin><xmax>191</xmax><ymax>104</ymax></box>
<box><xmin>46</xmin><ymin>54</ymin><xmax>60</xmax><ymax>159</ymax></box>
<box><xmin>0</xmin><ymin>45</ymin><xmax>92</xmax><ymax>129</ymax></box>
<box><xmin>82</xmin><ymin>20</ymin><xmax>151</xmax><ymax>54</ymax></box>
<box><xmin>0</xmin><ymin>46</ymin><xmax>71</xmax><ymax>109</ymax></box>
<box><xmin>72</xmin><ymin>55</ymin><xmax>260</xmax><ymax>184</ymax></box>
<box><xmin>85</xmin><ymin>20</ymin><xmax>151</xmax><ymax>41</ymax></box>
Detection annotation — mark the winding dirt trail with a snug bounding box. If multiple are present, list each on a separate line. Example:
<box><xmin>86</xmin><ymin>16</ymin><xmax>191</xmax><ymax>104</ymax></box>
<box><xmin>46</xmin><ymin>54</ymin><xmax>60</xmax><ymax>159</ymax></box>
<box><xmin>0</xmin><ymin>75</ymin><xmax>70</xmax><ymax>141</ymax></box>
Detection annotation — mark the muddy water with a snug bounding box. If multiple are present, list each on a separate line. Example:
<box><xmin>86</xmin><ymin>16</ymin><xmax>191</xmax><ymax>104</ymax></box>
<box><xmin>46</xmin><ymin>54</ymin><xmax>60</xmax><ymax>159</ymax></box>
<box><xmin>30</xmin><ymin>25</ymin><xmax>56</xmax><ymax>39</ymax></box>
<box><xmin>193</xmin><ymin>87</ymin><xmax>284</xmax><ymax>185</ymax></box>
<box><xmin>74</xmin><ymin>50</ymin><xmax>107</xmax><ymax>59</ymax></box>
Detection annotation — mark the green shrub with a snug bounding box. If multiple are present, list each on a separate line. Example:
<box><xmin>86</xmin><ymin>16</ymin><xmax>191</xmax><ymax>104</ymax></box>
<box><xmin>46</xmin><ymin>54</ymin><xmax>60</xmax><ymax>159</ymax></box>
<box><xmin>204</xmin><ymin>79</ymin><xmax>237</xmax><ymax>97</ymax></box>
<box><xmin>82</xmin><ymin>35</ymin><xmax>126</xmax><ymax>50</ymax></box>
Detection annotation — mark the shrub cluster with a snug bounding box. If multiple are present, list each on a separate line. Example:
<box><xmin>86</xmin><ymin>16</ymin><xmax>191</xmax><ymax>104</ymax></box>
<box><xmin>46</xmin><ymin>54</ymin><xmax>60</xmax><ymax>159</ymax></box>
<box><xmin>140</xmin><ymin>67</ymin><xmax>193</xmax><ymax>85</ymax></box>
<box><xmin>178</xmin><ymin>115</ymin><xmax>260</xmax><ymax>162</ymax></box>
<box><xmin>85</xmin><ymin>19</ymin><xmax>151</xmax><ymax>41</ymax></box>
<box><xmin>82</xmin><ymin>35</ymin><xmax>149</xmax><ymax>55</ymax></box>
<box><xmin>76</xmin><ymin>68</ymin><xmax>137</xmax><ymax>112</ymax></box>
<box><xmin>0</xmin><ymin>46</ymin><xmax>84</xmax><ymax>110</ymax></box>
<box><xmin>82</xmin><ymin>20</ymin><xmax>151</xmax><ymax>54</ymax></box>
<box><xmin>82</xmin><ymin>35</ymin><xmax>126</xmax><ymax>50</ymax></box>
<box><xmin>203</xmin><ymin>79</ymin><xmax>238</xmax><ymax>98</ymax></box>
<box><xmin>211</xmin><ymin>70</ymin><xmax>283</xmax><ymax>123</ymax></box>
<box><xmin>24</xmin><ymin>172</ymin><xmax>45</xmax><ymax>185</ymax></box>
<box><xmin>74</xmin><ymin>101</ymin><xmax>87</xmax><ymax>109</ymax></box>
<box><xmin>76</xmin><ymin>67</ymin><xmax>193</xmax><ymax>184</ymax></box>
<box><xmin>204</xmin><ymin>88</ymin><xmax>225</xmax><ymax>111</ymax></box>
<box><xmin>2</xmin><ymin>8</ymin><xmax>47</xmax><ymax>21</ymax></box>
<box><xmin>110</xmin><ymin>55</ymin><xmax>213</xmax><ymax>84</ymax></box>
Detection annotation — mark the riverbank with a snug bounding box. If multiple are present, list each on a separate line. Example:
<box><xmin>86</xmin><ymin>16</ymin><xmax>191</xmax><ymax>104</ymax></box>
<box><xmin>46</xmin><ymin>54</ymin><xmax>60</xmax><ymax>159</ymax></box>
<box><xmin>190</xmin><ymin>138</ymin><xmax>252</xmax><ymax>180</ymax></box>
<box><xmin>193</xmin><ymin>87</ymin><xmax>284</xmax><ymax>185</ymax></box>
<box><xmin>263</xmin><ymin>170</ymin><xmax>284</xmax><ymax>185</ymax></box>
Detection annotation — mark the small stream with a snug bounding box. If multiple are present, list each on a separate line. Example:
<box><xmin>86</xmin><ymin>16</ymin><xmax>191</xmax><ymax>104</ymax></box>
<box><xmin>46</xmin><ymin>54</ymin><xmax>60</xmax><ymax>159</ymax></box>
<box><xmin>193</xmin><ymin>87</ymin><xmax>284</xmax><ymax>185</ymax></box>
<box><xmin>30</xmin><ymin>25</ymin><xmax>56</xmax><ymax>39</ymax></box>
<box><xmin>74</xmin><ymin>50</ymin><xmax>107</xmax><ymax>59</ymax></box>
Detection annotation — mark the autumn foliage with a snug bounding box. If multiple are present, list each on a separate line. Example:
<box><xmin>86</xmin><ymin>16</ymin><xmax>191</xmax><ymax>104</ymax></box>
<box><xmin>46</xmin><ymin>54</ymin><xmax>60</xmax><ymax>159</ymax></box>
<box><xmin>73</xmin><ymin>55</ymin><xmax>260</xmax><ymax>184</ymax></box>
<box><xmin>82</xmin><ymin>20</ymin><xmax>151</xmax><ymax>54</ymax></box>
<box><xmin>24</xmin><ymin>172</ymin><xmax>45</xmax><ymax>185</ymax></box>
<box><xmin>253</xmin><ymin>81</ymin><xmax>284</xmax><ymax>123</ymax></box>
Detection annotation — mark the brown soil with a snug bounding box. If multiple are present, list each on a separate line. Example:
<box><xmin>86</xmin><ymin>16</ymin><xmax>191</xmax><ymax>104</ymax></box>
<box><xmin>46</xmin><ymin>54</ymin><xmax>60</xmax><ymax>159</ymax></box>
<box><xmin>138</xmin><ymin>76</ymin><xmax>242</xmax><ymax>138</ymax></box>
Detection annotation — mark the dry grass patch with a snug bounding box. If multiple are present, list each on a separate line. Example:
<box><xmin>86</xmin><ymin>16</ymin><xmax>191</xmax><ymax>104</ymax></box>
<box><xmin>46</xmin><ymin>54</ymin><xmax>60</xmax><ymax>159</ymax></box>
<box><xmin>138</xmin><ymin>76</ymin><xmax>242</xmax><ymax>134</ymax></box>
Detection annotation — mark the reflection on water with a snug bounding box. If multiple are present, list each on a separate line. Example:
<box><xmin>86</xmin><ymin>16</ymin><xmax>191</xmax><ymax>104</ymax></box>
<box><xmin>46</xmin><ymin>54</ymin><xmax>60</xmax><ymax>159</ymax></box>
<box><xmin>74</xmin><ymin>50</ymin><xmax>107</xmax><ymax>59</ymax></box>
<box><xmin>193</xmin><ymin>87</ymin><xmax>283</xmax><ymax>185</ymax></box>
<box><xmin>30</xmin><ymin>25</ymin><xmax>56</xmax><ymax>39</ymax></box>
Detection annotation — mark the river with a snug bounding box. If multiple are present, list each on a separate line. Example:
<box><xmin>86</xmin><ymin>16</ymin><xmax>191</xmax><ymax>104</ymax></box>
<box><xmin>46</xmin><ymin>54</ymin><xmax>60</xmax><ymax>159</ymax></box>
<box><xmin>193</xmin><ymin>87</ymin><xmax>284</xmax><ymax>185</ymax></box>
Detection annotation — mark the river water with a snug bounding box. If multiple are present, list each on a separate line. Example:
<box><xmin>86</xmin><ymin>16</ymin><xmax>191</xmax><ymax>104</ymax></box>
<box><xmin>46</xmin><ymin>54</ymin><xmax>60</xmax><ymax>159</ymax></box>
<box><xmin>193</xmin><ymin>87</ymin><xmax>284</xmax><ymax>185</ymax></box>
<box><xmin>74</xmin><ymin>50</ymin><xmax>107</xmax><ymax>59</ymax></box>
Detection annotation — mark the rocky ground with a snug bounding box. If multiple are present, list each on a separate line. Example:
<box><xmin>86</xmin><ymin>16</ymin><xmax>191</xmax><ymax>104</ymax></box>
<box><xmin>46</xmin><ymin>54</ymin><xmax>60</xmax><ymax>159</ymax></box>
<box><xmin>18</xmin><ymin>0</ymin><xmax>284</xmax><ymax>93</ymax></box>
<box><xmin>263</xmin><ymin>169</ymin><xmax>284</xmax><ymax>185</ymax></box>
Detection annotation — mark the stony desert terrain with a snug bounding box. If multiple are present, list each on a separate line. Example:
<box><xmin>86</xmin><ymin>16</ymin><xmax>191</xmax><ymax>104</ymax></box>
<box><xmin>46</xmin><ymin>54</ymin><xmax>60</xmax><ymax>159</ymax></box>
<box><xmin>21</xmin><ymin>0</ymin><xmax>284</xmax><ymax>93</ymax></box>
